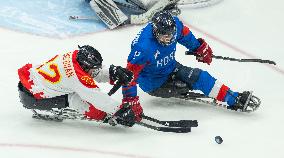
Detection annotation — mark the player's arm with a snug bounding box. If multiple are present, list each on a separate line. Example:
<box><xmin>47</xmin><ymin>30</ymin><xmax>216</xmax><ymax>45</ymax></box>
<box><xmin>175</xmin><ymin>17</ymin><xmax>200</xmax><ymax>51</ymax></box>
<box><xmin>176</xmin><ymin>17</ymin><xmax>213</xmax><ymax>65</ymax></box>
<box><xmin>122</xmin><ymin>46</ymin><xmax>148</xmax><ymax>98</ymax></box>
<box><xmin>93</xmin><ymin>65</ymin><xmax>133</xmax><ymax>86</ymax></box>
<box><xmin>92</xmin><ymin>65</ymin><xmax>109</xmax><ymax>83</ymax></box>
<box><xmin>117</xmin><ymin>46</ymin><xmax>147</xmax><ymax>124</ymax></box>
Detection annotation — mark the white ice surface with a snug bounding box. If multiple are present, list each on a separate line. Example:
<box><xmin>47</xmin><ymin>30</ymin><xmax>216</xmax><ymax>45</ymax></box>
<box><xmin>0</xmin><ymin>0</ymin><xmax>284</xmax><ymax>158</ymax></box>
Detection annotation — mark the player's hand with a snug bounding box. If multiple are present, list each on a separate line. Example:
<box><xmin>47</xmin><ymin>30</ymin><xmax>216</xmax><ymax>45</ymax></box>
<box><xmin>109</xmin><ymin>65</ymin><xmax>133</xmax><ymax>85</ymax></box>
<box><xmin>114</xmin><ymin>96</ymin><xmax>143</xmax><ymax>127</ymax></box>
<box><xmin>194</xmin><ymin>38</ymin><xmax>213</xmax><ymax>65</ymax></box>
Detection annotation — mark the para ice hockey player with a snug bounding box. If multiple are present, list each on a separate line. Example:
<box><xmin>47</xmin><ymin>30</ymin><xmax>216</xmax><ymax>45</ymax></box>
<box><xmin>122</xmin><ymin>10</ymin><xmax>260</xmax><ymax>112</ymax></box>
<box><xmin>17</xmin><ymin>45</ymin><xmax>143</xmax><ymax>127</ymax></box>
<box><xmin>87</xmin><ymin>0</ymin><xmax>180</xmax><ymax>29</ymax></box>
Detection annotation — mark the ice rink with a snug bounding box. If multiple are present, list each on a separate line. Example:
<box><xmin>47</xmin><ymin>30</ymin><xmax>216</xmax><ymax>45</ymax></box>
<box><xmin>0</xmin><ymin>0</ymin><xmax>284</xmax><ymax>158</ymax></box>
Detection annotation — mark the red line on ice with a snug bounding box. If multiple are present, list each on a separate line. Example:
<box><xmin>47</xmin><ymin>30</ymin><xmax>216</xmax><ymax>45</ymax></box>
<box><xmin>0</xmin><ymin>143</ymin><xmax>151</xmax><ymax>158</ymax></box>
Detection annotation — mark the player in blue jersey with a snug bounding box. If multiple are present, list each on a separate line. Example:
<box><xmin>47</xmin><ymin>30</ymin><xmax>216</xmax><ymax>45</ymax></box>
<box><xmin>121</xmin><ymin>10</ymin><xmax>260</xmax><ymax>118</ymax></box>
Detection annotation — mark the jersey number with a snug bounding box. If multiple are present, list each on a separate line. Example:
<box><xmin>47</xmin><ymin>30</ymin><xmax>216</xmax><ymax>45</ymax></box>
<box><xmin>36</xmin><ymin>55</ymin><xmax>62</xmax><ymax>84</ymax></box>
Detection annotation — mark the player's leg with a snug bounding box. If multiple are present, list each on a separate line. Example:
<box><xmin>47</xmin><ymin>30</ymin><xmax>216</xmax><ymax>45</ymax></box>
<box><xmin>147</xmin><ymin>77</ymin><xmax>191</xmax><ymax>99</ymax></box>
<box><xmin>18</xmin><ymin>82</ymin><xmax>68</xmax><ymax>110</ymax></box>
<box><xmin>173</xmin><ymin>63</ymin><xmax>260</xmax><ymax>111</ymax></box>
<box><xmin>68</xmin><ymin>93</ymin><xmax>108</xmax><ymax>121</ymax></box>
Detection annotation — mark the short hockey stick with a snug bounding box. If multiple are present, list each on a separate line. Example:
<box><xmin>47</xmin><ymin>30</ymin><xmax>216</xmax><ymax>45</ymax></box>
<box><xmin>32</xmin><ymin>109</ymin><xmax>193</xmax><ymax>133</ymax></box>
<box><xmin>135</xmin><ymin>121</ymin><xmax>192</xmax><ymax>133</ymax></box>
<box><xmin>185</xmin><ymin>51</ymin><xmax>276</xmax><ymax>65</ymax></box>
<box><xmin>141</xmin><ymin>114</ymin><xmax>198</xmax><ymax>128</ymax></box>
<box><xmin>108</xmin><ymin>80</ymin><xmax>123</xmax><ymax>96</ymax></box>
<box><xmin>108</xmin><ymin>114</ymin><xmax>193</xmax><ymax>133</ymax></box>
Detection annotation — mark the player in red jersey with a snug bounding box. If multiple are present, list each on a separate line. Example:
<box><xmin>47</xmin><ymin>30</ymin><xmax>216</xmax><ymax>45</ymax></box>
<box><xmin>18</xmin><ymin>45</ymin><xmax>142</xmax><ymax>127</ymax></box>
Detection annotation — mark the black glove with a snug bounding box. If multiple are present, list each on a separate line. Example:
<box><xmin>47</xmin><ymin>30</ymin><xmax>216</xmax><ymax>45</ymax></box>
<box><xmin>109</xmin><ymin>65</ymin><xmax>133</xmax><ymax>85</ymax></box>
<box><xmin>114</xmin><ymin>103</ymin><xmax>136</xmax><ymax>127</ymax></box>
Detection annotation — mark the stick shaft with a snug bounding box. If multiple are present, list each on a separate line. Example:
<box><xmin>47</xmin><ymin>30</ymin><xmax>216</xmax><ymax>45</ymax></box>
<box><xmin>185</xmin><ymin>51</ymin><xmax>276</xmax><ymax>65</ymax></box>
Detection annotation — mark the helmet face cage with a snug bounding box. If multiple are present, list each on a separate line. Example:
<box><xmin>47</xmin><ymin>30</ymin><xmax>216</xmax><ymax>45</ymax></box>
<box><xmin>77</xmin><ymin>45</ymin><xmax>103</xmax><ymax>72</ymax></box>
<box><xmin>89</xmin><ymin>68</ymin><xmax>101</xmax><ymax>78</ymax></box>
<box><xmin>152</xmin><ymin>11</ymin><xmax>177</xmax><ymax>46</ymax></box>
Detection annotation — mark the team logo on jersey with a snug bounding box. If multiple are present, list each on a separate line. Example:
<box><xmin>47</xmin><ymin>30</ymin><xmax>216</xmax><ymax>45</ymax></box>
<box><xmin>156</xmin><ymin>52</ymin><xmax>174</xmax><ymax>68</ymax></box>
<box><xmin>154</xmin><ymin>50</ymin><xmax>160</xmax><ymax>59</ymax></box>
<box><xmin>80</xmin><ymin>76</ymin><xmax>98</xmax><ymax>88</ymax></box>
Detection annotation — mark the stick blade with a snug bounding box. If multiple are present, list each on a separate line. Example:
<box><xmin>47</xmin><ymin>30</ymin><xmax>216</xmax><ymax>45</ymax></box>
<box><xmin>157</xmin><ymin>127</ymin><xmax>192</xmax><ymax>133</ymax></box>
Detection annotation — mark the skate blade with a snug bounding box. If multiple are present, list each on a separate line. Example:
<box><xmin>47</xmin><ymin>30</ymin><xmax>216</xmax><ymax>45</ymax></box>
<box><xmin>243</xmin><ymin>92</ymin><xmax>261</xmax><ymax>112</ymax></box>
<box><xmin>31</xmin><ymin>109</ymin><xmax>64</xmax><ymax>122</ymax></box>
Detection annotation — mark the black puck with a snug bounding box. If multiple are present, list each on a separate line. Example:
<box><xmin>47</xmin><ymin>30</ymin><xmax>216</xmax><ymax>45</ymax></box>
<box><xmin>215</xmin><ymin>136</ymin><xmax>223</xmax><ymax>144</ymax></box>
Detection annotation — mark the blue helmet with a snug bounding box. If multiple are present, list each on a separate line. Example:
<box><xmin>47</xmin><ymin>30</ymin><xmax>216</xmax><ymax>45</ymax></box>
<box><xmin>152</xmin><ymin>10</ymin><xmax>177</xmax><ymax>46</ymax></box>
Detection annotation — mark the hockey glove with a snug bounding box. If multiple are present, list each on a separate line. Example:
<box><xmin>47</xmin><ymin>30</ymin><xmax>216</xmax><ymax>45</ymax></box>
<box><xmin>114</xmin><ymin>96</ymin><xmax>143</xmax><ymax>127</ymax></box>
<box><xmin>194</xmin><ymin>38</ymin><xmax>213</xmax><ymax>65</ymax></box>
<box><xmin>109</xmin><ymin>65</ymin><xmax>133</xmax><ymax>85</ymax></box>
<box><xmin>114</xmin><ymin>103</ymin><xmax>136</xmax><ymax>127</ymax></box>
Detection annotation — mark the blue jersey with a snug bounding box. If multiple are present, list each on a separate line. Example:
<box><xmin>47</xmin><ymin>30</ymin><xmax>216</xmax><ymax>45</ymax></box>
<box><xmin>123</xmin><ymin>17</ymin><xmax>201</xmax><ymax>97</ymax></box>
